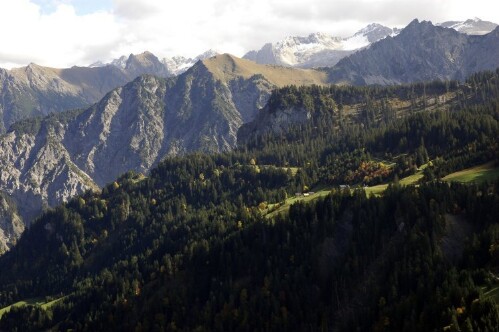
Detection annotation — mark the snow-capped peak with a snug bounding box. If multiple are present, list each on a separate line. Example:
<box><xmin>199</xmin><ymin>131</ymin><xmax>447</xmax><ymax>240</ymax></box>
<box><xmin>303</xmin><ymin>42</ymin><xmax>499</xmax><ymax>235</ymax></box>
<box><xmin>268</xmin><ymin>32</ymin><xmax>344</xmax><ymax>66</ymax></box>
<box><xmin>162</xmin><ymin>50</ymin><xmax>220</xmax><ymax>76</ymax></box>
<box><xmin>110</xmin><ymin>55</ymin><xmax>128</xmax><ymax>69</ymax></box>
<box><xmin>437</xmin><ymin>17</ymin><xmax>498</xmax><ymax>35</ymax></box>
<box><xmin>89</xmin><ymin>60</ymin><xmax>106</xmax><ymax>68</ymax></box>
<box><xmin>354</xmin><ymin>23</ymin><xmax>384</xmax><ymax>36</ymax></box>
<box><xmin>89</xmin><ymin>55</ymin><xmax>128</xmax><ymax>69</ymax></box>
<box><xmin>341</xmin><ymin>33</ymin><xmax>370</xmax><ymax>51</ymax></box>
<box><xmin>243</xmin><ymin>23</ymin><xmax>396</xmax><ymax>67</ymax></box>
<box><xmin>195</xmin><ymin>49</ymin><xmax>219</xmax><ymax>61</ymax></box>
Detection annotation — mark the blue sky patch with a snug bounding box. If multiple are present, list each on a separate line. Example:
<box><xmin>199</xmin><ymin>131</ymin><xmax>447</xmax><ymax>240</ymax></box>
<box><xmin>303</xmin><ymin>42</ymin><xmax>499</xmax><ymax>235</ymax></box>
<box><xmin>32</xmin><ymin>0</ymin><xmax>112</xmax><ymax>15</ymax></box>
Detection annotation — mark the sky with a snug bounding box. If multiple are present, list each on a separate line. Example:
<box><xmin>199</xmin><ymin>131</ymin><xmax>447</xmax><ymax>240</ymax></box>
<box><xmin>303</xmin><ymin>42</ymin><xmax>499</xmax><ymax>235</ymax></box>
<box><xmin>0</xmin><ymin>0</ymin><xmax>498</xmax><ymax>69</ymax></box>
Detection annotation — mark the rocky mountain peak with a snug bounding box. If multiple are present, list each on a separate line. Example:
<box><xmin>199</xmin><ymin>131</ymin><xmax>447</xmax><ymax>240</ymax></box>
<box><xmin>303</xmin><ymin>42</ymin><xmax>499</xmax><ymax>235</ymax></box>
<box><xmin>195</xmin><ymin>49</ymin><xmax>219</xmax><ymax>60</ymax></box>
<box><xmin>89</xmin><ymin>50</ymin><xmax>220</xmax><ymax>77</ymax></box>
<box><xmin>110</xmin><ymin>55</ymin><xmax>128</xmax><ymax>69</ymax></box>
<box><xmin>403</xmin><ymin>19</ymin><xmax>433</xmax><ymax>31</ymax></box>
<box><xmin>201</xmin><ymin>53</ymin><xmax>327</xmax><ymax>86</ymax></box>
<box><xmin>124</xmin><ymin>51</ymin><xmax>170</xmax><ymax>78</ymax></box>
<box><xmin>398</xmin><ymin>19</ymin><xmax>458</xmax><ymax>39</ymax></box>
<box><xmin>160</xmin><ymin>50</ymin><xmax>219</xmax><ymax>76</ymax></box>
<box><xmin>356</xmin><ymin>23</ymin><xmax>385</xmax><ymax>33</ymax></box>
<box><xmin>126</xmin><ymin>51</ymin><xmax>161</xmax><ymax>69</ymax></box>
<box><xmin>353</xmin><ymin>23</ymin><xmax>394</xmax><ymax>42</ymax></box>
<box><xmin>201</xmin><ymin>53</ymin><xmax>252</xmax><ymax>80</ymax></box>
<box><xmin>305</xmin><ymin>32</ymin><xmax>341</xmax><ymax>44</ymax></box>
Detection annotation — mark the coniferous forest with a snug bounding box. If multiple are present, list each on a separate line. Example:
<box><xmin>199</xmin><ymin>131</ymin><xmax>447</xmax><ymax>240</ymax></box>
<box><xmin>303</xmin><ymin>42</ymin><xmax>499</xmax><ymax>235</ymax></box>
<box><xmin>0</xmin><ymin>69</ymin><xmax>499</xmax><ymax>331</ymax></box>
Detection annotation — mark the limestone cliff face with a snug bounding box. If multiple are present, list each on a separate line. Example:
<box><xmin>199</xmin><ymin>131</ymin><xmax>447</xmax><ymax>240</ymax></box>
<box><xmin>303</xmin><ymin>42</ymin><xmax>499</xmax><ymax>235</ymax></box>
<box><xmin>0</xmin><ymin>114</ymin><xmax>99</xmax><ymax>239</ymax></box>
<box><xmin>0</xmin><ymin>193</ymin><xmax>23</xmax><ymax>253</ymax></box>
<box><xmin>0</xmin><ymin>54</ymin><xmax>327</xmax><ymax>248</ymax></box>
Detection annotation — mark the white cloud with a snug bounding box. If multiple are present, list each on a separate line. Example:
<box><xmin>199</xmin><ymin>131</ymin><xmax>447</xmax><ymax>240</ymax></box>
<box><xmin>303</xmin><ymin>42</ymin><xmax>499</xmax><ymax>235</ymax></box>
<box><xmin>0</xmin><ymin>0</ymin><xmax>498</xmax><ymax>68</ymax></box>
<box><xmin>0</xmin><ymin>0</ymin><xmax>120</xmax><ymax>68</ymax></box>
<box><xmin>113</xmin><ymin>0</ymin><xmax>162</xmax><ymax>20</ymax></box>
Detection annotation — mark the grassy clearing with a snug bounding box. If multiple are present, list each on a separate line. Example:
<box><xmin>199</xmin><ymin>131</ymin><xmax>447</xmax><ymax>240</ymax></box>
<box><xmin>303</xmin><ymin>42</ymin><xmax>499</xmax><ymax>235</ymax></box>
<box><xmin>399</xmin><ymin>172</ymin><xmax>424</xmax><ymax>185</ymax></box>
<box><xmin>364</xmin><ymin>170</ymin><xmax>424</xmax><ymax>197</ymax></box>
<box><xmin>265</xmin><ymin>187</ymin><xmax>332</xmax><ymax>218</ymax></box>
<box><xmin>0</xmin><ymin>296</ymin><xmax>66</xmax><ymax>319</ymax></box>
<box><xmin>482</xmin><ymin>285</ymin><xmax>499</xmax><ymax>303</ymax></box>
<box><xmin>266</xmin><ymin>166</ymin><xmax>426</xmax><ymax>216</ymax></box>
<box><xmin>41</xmin><ymin>296</ymin><xmax>67</xmax><ymax>310</ymax></box>
<box><xmin>264</xmin><ymin>161</ymin><xmax>497</xmax><ymax>217</ymax></box>
<box><xmin>443</xmin><ymin>162</ymin><xmax>499</xmax><ymax>184</ymax></box>
<box><xmin>0</xmin><ymin>298</ymin><xmax>44</xmax><ymax>319</ymax></box>
<box><xmin>364</xmin><ymin>184</ymin><xmax>388</xmax><ymax>197</ymax></box>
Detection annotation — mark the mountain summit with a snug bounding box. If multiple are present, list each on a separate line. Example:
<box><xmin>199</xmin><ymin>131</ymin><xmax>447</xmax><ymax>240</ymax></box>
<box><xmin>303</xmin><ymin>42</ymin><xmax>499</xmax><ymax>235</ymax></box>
<box><xmin>328</xmin><ymin>19</ymin><xmax>499</xmax><ymax>85</ymax></box>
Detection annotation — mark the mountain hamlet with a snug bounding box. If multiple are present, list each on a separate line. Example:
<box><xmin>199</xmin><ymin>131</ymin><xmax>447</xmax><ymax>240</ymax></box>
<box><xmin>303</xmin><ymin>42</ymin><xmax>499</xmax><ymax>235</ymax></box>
<box><xmin>0</xmin><ymin>16</ymin><xmax>498</xmax><ymax>331</ymax></box>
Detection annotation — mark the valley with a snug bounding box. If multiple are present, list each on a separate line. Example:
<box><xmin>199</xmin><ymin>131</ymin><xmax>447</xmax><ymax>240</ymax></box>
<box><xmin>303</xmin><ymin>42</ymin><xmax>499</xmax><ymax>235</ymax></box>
<box><xmin>0</xmin><ymin>13</ymin><xmax>498</xmax><ymax>332</ymax></box>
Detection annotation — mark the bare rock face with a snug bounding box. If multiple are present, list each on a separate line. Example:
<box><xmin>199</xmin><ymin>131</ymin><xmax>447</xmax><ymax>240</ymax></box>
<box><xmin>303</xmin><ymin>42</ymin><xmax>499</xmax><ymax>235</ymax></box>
<box><xmin>0</xmin><ymin>115</ymin><xmax>99</xmax><ymax>237</ymax></box>
<box><xmin>0</xmin><ymin>193</ymin><xmax>24</xmax><ymax>253</ymax></box>
<box><xmin>244</xmin><ymin>43</ymin><xmax>282</xmax><ymax>66</ymax></box>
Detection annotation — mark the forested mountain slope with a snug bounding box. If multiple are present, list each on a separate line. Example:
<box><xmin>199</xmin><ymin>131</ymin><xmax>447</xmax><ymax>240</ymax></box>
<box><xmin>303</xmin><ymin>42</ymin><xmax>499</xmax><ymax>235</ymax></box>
<box><xmin>0</xmin><ymin>69</ymin><xmax>498</xmax><ymax>331</ymax></box>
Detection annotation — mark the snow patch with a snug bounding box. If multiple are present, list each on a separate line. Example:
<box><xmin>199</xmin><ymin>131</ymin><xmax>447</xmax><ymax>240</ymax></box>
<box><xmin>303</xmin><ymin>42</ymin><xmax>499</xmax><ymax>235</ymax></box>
<box><xmin>342</xmin><ymin>34</ymin><xmax>370</xmax><ymax>51</ymax></box>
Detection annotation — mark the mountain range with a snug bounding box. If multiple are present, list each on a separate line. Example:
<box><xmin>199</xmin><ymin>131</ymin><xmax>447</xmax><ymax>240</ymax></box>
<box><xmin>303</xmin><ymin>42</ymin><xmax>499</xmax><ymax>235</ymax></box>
<box><xmin>0</xmin><ymin>54</ymin><xmax>328</xmax><ymax>250</ymax></box>
<box><xmin>2</xmin><ymin>18</ymin><xmax>499</xmax><ymax>250</ymax></box>
<box><xmin>0</xmin><ymin>18</ymin><xmax>496</xmax><ymax>137</ymax></box>
<box><xmin>243</xmin><ymin>18</ymin><xmax>497</xmax><ymax>68</ymax></box>
<box><xmin>89</xmin><ymin>18</ymin><xmax>498</xmax><ymax>74</ymax></box>
<box><xmin>0</xmin><ymin>51</ymin><xmax>180</xmax><ymax>135</ymax></box>
<box><xmin>243</xmin><ymin>24</ymin><xmax>397</xmax><ymax>68</ymax></box>
<box><xmin>90</xmin><ymin>49</ymin><xmax>219</xmax><ymax>77</ymax></box>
